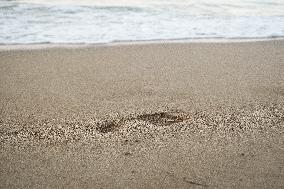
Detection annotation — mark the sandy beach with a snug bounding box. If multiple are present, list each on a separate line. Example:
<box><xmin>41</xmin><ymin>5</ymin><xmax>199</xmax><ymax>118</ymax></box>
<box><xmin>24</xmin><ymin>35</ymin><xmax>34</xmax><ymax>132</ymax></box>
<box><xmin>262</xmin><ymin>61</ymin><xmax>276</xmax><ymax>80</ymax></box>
<box><xmin>0</xmin><ymin>40</ymin><xmax>284</xmax><ymax>188</ymax></box>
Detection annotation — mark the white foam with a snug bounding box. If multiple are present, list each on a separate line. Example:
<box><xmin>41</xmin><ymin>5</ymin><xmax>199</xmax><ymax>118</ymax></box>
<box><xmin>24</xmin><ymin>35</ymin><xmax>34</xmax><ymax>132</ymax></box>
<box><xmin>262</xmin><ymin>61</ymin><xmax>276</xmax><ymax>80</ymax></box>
<box><xmin>0</xmin><ymin>0</ymin><xmax>284</xmax><ymax>44</ymax></box>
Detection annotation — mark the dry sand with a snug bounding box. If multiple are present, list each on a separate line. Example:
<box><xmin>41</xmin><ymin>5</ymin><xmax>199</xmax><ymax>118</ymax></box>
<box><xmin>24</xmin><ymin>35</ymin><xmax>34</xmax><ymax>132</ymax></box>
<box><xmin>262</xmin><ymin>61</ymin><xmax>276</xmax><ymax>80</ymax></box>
<box><xmin>0</xmin><ymin>40</ymin><xmax>284</xmax><ymax>188</ymax></box>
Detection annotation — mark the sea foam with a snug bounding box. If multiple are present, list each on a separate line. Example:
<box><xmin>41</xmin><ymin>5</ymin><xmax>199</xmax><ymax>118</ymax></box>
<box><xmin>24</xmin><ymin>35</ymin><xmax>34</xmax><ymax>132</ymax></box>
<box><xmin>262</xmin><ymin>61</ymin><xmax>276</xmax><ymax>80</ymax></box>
<box><xmin>0</xmin><ymin>0</ymin><xmax>283</xmax><ymax>44</ymax></box>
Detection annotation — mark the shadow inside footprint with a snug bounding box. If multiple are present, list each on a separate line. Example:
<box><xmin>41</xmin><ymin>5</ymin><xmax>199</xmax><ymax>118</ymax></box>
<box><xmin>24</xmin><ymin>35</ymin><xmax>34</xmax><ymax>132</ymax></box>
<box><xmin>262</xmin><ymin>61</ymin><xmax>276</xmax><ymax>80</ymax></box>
<box><xmin>136</xmin><ymin>112</ymin><xmax>186</xmax><ymax>126</ymax></box>
<box><xmin>96</xmin><ymin>121</ymin><xmax>120</xmax><ymax>133</ymax></box>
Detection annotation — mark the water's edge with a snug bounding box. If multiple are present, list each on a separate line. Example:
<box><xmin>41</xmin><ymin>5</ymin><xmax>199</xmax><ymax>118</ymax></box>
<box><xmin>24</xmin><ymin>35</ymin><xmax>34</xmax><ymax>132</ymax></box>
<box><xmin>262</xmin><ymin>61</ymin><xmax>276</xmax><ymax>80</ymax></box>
<box><xmin>0</xmin><ymin>37</ymin><xmax>283</xmax><ymax>51</ymax></box>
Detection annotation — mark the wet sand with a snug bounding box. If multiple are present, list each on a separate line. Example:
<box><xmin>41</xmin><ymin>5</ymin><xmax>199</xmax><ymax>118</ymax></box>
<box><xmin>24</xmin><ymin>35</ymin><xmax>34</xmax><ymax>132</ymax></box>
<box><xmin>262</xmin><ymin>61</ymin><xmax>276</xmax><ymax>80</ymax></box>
<box><xmin>0</xmin><ymin>40</ymin><xmax>284</xmax><ymax>188</ymax></box>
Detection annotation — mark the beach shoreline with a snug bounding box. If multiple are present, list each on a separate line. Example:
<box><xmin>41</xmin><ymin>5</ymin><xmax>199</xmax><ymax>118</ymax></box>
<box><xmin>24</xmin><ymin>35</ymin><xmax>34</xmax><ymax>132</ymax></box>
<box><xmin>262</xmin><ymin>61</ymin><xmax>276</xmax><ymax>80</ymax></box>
<box><xmin>0</xmin><ymin>37</ymin><xmax>284</xmax><ymax>51</ymax></box>
<box><xmin>0</xmin><ymin>40</ymin><xmax>283</xmax><ymax>188</ymax></box>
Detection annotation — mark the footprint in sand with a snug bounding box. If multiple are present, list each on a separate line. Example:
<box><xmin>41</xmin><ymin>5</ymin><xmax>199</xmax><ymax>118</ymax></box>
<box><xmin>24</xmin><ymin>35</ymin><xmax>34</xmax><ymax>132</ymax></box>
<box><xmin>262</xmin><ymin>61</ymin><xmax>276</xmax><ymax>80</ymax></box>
<box><xmin>96</xmin><ymin>111</ymin><xmax>189</xmax><ymax>133</ymax></box>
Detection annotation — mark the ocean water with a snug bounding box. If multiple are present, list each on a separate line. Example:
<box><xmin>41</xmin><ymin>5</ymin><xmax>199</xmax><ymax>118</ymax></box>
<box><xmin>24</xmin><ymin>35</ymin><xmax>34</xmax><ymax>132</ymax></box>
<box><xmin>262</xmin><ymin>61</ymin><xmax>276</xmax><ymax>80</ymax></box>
<box><xmin>0</xmin><ymin>0</ymin><xmax>284</xmax><ymax>44</ymax></box>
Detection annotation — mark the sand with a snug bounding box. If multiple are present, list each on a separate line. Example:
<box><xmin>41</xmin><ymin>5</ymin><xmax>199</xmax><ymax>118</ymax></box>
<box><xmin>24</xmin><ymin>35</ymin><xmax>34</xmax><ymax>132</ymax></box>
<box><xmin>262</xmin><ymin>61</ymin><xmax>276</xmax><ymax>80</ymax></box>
<box><xmin>0</xmin><ymin>40</ymin><xmax>284</xmax><ymax>188</ymax></box>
